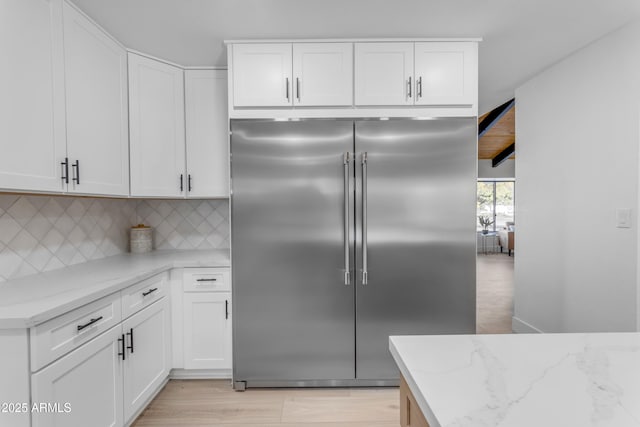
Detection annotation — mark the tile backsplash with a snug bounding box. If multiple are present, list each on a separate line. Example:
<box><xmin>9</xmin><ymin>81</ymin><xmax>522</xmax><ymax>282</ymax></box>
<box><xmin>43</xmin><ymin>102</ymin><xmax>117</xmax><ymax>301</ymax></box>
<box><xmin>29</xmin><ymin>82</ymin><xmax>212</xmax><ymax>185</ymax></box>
<box><xmin>0</xmin><ymin>194</ymin><xmax>229</xmax><ymax>283</ymax></box>
<box><xmin>136</xmin><ymin>199</ymin><xmax>229</xmax><ymax>251</ymax></box>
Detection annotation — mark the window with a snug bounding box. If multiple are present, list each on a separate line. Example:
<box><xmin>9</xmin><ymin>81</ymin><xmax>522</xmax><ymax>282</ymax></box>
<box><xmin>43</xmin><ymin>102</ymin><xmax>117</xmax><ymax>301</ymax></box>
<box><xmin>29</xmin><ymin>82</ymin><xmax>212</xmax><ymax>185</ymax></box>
<box><xmin>477</xmin><ymin>181</ymin><xmax>514</xmax><ymax>231</ymax></box>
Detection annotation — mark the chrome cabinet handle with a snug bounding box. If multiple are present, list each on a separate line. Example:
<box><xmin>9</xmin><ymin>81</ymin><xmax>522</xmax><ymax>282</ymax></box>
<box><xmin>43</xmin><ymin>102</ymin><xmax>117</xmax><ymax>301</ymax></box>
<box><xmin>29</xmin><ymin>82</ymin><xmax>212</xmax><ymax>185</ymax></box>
<box><xmin>296</xmin><ymin>77</ymin><xmax>300</xmax><ymax>101</ymax></box>
<box><xmin>361</xmin><ymin>152</ymin><xmax>368</xmax><ymax>285</ymax></box>
<box><xmin>343</xmin><ymin>152</ymin><xmax>351</xmax><ymax>285</ymax></box>
<box><xmin>180</xmin><ymin>174</ymin><xmax>184</xmax><ymax>192</ymax></box>
<box><xmin>407</xmin><ymin>76</ymin><xmax>412</xmax><ymax>99</ymax></box>
<box><xmin>417</xmin><ymin>77</ymin><xmax>423</xmax><ymax>98</ymax></box>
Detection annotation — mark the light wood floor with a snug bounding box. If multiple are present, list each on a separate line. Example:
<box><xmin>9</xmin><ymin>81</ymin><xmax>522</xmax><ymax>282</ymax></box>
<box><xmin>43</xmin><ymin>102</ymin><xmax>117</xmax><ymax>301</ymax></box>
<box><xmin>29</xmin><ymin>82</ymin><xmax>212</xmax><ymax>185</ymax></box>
<box><xmin>133</xmin><ymin>380</ymin><xmax>400</xmax><ymax>426</ymax></box>
<box><xmin>476</xmin><ymin>253</ymin><xmax>514</xmax><ymax>334</ymax></box>
<box><xmin>133</xmin><ymin>254</ymin><xmax>513</xmax><ymax>426</ymax></box>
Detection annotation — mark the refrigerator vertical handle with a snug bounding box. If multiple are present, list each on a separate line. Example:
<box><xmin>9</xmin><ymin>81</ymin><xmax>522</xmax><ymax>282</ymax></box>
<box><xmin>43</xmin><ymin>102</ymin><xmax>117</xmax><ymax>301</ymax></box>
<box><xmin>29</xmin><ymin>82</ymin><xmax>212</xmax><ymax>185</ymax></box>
<box><xmin>343</xmin><ymin>152</ymin><xmax>351</xmax><ymax>285</ymax></box>
<box><xmin>361</xmin><ymin>152</ymin><xmax>368</xmax><ymax>285</ymax></box>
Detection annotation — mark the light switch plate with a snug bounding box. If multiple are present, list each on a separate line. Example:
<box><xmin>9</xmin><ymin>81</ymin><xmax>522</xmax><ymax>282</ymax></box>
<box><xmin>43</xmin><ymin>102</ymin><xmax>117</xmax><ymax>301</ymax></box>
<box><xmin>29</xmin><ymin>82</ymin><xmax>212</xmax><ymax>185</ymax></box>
<box><xmin>616</xmin><ymin>208</ymin><xmax>632</xmax><ymax>228</ymax></box>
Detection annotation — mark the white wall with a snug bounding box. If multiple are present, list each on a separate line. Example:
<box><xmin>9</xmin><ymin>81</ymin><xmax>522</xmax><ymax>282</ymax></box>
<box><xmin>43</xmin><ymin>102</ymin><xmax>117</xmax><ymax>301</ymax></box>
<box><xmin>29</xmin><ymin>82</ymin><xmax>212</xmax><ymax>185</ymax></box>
<box><xmin>514</xmin><ymin>20</ymin><xmax>640</xmax><ymax>333</ymax></box>
<box><xmin>478</xmin><ymin>159</ymin><xmax>515</xmax><ymax>180</ymax></box>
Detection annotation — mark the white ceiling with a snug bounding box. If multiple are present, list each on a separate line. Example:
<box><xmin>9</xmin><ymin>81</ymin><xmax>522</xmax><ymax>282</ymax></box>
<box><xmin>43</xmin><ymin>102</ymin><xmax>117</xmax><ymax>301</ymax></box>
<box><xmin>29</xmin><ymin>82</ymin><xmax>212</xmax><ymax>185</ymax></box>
<box><xmin>71</xmin><ymin>0</ymin><xmax>640</xmax><ymax>114</ymax></box>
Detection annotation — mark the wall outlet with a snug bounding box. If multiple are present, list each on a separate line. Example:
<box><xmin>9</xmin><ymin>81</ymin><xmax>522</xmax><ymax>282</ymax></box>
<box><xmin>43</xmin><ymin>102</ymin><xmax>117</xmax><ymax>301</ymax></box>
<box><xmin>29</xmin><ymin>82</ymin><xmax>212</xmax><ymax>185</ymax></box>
<box><xmin>616</xmin><ymin>208</ymin><xmax>632</xmax><ymax>228</ymax></box>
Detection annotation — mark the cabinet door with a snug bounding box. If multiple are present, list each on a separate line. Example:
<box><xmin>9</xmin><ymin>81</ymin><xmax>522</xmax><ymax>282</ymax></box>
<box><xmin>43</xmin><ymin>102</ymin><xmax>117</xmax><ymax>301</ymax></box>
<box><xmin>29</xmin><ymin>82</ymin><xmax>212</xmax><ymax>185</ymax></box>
<box><xmin>62</xmin><ymin>2</ymin><xmax>129</xmax><ymax>196</ymax></box>
<box><xmin>0</xmin><ymin>0</ymin><xmax>67</xmax><ymax>193</ymax></box>
<box><xmin>414</xmin><ymin>42</ymin><xmax>477</xmax><ymax>106</ymax></box>
<box><xmin>292</xmin><ymin>43</ymin><xmax>353</xmax><ymax>106</ymax></box>
<box><xmin>129</xmin><ymin>53</ymin><xmax>186</xmax><ymax>197</ymax></box>
<box><xmin>31</xmin><ymin>325</ymin><xmax>123</xmax><ymax>427</ymax></box>
<box><xmin>354</xmin><ymin>42</ymin><xmax>414</xmax><ymax>106</ymax></box>
<box><xmin>185</xmin><ymin>70</ymin><xmax>229</xmax><ymax>198</ymax></box>
<box><xmin>122</xmin><ymin>298</ymin><xmax>170</xmax><ymax>424</ymax></box>
<box><xmin>232</xmin><ymin>43</ymin><xmax>292</xmax><ymax>107</ymax></box>
<box><xmin>183</xmin><ymin>292</ymin><xmax>231</xmax><ymax>370</ymax></box>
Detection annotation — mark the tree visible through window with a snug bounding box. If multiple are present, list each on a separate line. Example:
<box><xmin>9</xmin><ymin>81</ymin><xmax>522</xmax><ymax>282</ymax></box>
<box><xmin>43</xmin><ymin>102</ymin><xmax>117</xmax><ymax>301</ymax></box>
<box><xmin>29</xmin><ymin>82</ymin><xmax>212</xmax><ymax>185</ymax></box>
<box><xmin>477</xmin><ymin>181</ymin><xmax>514</xmax><ymax>231</ymax></box>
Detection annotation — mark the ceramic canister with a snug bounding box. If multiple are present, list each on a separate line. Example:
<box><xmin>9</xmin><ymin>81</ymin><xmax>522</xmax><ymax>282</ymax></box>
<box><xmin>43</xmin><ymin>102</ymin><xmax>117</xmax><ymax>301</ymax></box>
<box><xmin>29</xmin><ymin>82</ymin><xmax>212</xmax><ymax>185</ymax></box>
<box><xmin>130</xmin><ymin>224</ymin><xmax>153</xmax><ymax>253</ymax></box>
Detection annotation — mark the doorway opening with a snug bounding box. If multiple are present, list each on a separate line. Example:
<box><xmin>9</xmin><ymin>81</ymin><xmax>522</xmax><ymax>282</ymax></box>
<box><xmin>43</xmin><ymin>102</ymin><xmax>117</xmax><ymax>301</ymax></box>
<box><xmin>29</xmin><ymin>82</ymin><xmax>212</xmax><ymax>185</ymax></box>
<box><xmin>476</xmin><ymin>180</ymin><xmax>515</xmax><ymax>334</ymax></box>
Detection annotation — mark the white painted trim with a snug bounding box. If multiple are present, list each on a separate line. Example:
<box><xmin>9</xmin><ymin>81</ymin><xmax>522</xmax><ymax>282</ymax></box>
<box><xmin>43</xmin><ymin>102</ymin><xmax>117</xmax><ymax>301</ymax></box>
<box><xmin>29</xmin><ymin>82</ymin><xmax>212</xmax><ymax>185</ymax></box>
<box><xmin>63</xmin><ymin>0</ymin><xmax>126</xmax><ymax>50</ymax></box>
<box><xmin>512</xmin><ymin>316</ymin><xmax>544</xmax><ymax>333</ymax></box>
<box><xmin>126</xmin><ymin>48</ymin><xmax>184</xmax><ymax>69</ymax></box>
<box><xmin>229</xmin><ymin>107</ymin><xmax>477</xmax><ymax>119</ymax></box>
<box><xmin>169</xmin><ymin>368</ymin><xmax>232</xmax><ymax>379</ymax></box>
<box><xmin>183</xmin><ymin>66</ymin><xmax>227</xmax><ymax>71</ymax></box>
<box><xmin>637</xmin><ymin>106</ymin><xmax>640</xmax><ymax>332</ymax></box>
<box><xmin>125</xmin><ymin>50</ymin><xmax>230</xmax><ymax>71</ymax></box>
<box><xmin>224</xmin><ymin>38</ymin><xmax>482</xmax><ymax>44</ymax></box>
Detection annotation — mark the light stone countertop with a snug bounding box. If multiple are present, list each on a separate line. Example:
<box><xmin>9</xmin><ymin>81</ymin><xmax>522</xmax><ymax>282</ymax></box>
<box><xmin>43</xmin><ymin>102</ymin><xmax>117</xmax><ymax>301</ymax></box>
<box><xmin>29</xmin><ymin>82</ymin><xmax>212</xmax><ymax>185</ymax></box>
<box><xmin>390</xmin><ymin>333</ymin><xmax>640</xmax><ymax>427</ymax></box>
<box><xmin>0</xmin><ymin>249</ymin><xmax>229</xmax><ymax>329</ymax></box>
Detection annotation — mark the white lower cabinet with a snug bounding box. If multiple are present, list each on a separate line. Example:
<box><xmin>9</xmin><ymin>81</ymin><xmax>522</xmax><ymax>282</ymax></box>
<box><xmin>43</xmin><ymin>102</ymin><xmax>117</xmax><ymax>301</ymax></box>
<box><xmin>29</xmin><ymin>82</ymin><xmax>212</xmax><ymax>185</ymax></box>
<box><xmin>31</xmin><ymin>325</ymin><xmax>124</xmax><ymax>427</ymax></box>
<box><xmin>18</xmin><ymin>266</ymin><xmax>231</xmax><ymax>427</ymax></box>
<box><xmin>30</xmin><ymin>297</ymin><xmax>170</xmax><ymax>427</ymax></box>
<box><xmin>122</xmin><ymin>299</ymin><xmax>171</xmax><ymax>423</ymax></box>
<box><xmin>183</xmin><ymin>292</ymin><xmax>231</xmax><ymax>370</ymax></box>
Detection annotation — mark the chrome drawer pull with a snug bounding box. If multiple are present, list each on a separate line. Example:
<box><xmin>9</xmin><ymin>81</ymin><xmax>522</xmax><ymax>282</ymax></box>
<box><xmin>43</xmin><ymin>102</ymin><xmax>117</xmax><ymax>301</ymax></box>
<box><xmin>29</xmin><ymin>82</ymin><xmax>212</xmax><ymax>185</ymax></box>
<box><xmin>196</xmin><ymin>278</ymin><xmax>217</xmax><ymax>282</ymax></box>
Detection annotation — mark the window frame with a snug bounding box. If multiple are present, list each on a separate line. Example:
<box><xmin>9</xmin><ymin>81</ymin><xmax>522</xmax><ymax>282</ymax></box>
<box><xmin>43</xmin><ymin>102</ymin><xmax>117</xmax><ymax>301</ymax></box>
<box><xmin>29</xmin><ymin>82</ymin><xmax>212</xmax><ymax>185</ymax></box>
<box><xmin>477</xmin><ymin>179</ymin><xmax>515</xmax><ymax>232</ymax></box>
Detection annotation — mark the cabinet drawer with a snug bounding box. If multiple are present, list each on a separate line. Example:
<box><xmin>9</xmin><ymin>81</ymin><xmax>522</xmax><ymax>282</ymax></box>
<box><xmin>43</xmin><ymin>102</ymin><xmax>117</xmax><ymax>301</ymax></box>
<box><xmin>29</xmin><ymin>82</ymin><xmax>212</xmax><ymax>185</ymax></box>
<box><xmin>183</xmin><ymin>268</ymin><xmax>230</xmax><ymax>292</ymax></box>
<box><xmin>30</xmin><ymin>293</ymin><xmax>122</xmax><ymax>372</ymax></box>
<box><xmin>121</xmin><ymin>272</ymin><xmax>167</xmax><ymax>319</ymax></box>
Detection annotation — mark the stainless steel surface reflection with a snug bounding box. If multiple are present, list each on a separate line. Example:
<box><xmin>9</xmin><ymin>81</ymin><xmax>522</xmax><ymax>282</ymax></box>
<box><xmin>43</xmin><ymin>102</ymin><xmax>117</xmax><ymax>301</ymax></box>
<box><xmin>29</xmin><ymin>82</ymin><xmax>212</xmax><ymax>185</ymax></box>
<box><xmin>354</xmin><ymin>119</ymin><xmax>477</xmax><ymax>380</ymax></box>
<box><xmin>231</xmin><ymin>118</ymin><xmax>476</xmax><ymax>387</ymax></box>
<box><xmin>231</xmin><ymin>120</ymin><xmax>355</xmax><ymax>382</ymax></box>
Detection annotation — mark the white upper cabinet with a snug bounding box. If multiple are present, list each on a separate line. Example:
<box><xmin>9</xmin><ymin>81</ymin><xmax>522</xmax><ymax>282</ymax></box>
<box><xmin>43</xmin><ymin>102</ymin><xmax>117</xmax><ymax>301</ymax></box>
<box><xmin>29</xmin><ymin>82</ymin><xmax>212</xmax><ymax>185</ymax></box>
<box><xmin>62</xmin><ymin>2</ymin><xmax>129</xmax><ymax>196</ymax></box>
<box><xmin>128</xmin><ymin>53</ymin><xmax>186</xmax><ymax>197</ymax></box>
<box><xmin>414</xmin><ymin>42</ymin><xmax>477</xmax><ymax>106</ymax></box>
<box><xmin>0</xmin><ymin>0</ymin><xmax>67</xmax><ymax>193</ymax></box>
<box><xmin>292</xmin><ymin>43</ymin><xmax>353</xmax><ymax>106</ymax></box>
<box><xmin>354</xmin><ymin>41</ymin><xmax>477</xmax><ymax>108</ymax></box>
<box><xmin>231</xmin><ymin>42</ymin><xmax>354</xmax><ymax>108</ymax></box>
<box><xmin>185</xmin><ymin>70</ymin><xmax>229</xmax><ymax>198</ymax></box>
<box><xmin>354</xmin><ymin>42</ymin><xmax>414</xmax><ymax>106</ymax></box>
<box><xmin>232</xmin><ymin>43</ymin><xmax>292</xmax><ymax>107</ymax></box>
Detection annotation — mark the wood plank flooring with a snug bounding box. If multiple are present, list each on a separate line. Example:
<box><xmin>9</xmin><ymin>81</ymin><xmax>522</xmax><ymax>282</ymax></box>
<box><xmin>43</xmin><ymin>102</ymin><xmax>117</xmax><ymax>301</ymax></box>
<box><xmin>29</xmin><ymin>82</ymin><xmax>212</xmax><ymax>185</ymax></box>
<box><xmin>476</xmin><ymin>253</ymin><xmax>514</xmax><ymax>334</ymax></box>
<box><xmin>132</xmin><ymin>380</ymin><xmax>400</xmax><ymax>426</ymax></box>
<box><xmin>133</xmin><ymin>254</ymin><xmax>513</xmax><ymax>426</ymax></box>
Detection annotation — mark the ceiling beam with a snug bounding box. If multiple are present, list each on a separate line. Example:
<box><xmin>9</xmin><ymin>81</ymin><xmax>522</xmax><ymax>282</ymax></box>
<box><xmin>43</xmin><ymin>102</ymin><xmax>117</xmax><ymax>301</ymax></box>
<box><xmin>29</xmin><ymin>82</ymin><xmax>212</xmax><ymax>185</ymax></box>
<box><xmin>492</xmin><ymin>143</ymin><xmax>515</xmax><ymax>168</ymax></box>
<box><xmin>479</xmin><ymin>98</ymin><xmax>515</xmax><ymax>138</ymax></box>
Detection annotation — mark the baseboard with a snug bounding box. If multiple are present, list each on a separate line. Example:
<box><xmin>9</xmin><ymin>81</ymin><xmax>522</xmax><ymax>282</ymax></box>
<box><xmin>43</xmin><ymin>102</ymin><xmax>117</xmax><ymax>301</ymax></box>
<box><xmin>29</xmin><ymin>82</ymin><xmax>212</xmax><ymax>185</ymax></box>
<box><xmin>170</xmin><ymin>368</ymin><xmax>232</xmax><ymax>379</ymax></box>
<box><xmin>512</xmin><ymin>316</ymin><xmax>543</xmax><ymax>333</ymax></box>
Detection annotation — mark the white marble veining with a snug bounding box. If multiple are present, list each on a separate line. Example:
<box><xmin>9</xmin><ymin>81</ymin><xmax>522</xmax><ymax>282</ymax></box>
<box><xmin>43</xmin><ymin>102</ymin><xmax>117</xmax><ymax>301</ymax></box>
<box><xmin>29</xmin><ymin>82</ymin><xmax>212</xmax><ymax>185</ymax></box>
<box><xmin>390</xmin><ymin>333</ymin><xmax>640</xmax><ymax>427</ymax></box>
<box><xmin>0</xmin><ymin>249</ymin><xmax>229</xmax><ymax>329</ymax></box>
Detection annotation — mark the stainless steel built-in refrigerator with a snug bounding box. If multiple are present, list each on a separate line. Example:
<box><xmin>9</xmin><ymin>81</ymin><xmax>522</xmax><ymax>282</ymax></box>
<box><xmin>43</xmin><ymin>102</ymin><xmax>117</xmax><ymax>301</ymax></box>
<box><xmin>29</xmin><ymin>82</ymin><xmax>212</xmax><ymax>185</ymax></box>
<box><xmin>231</xmin><ymin>118</ymin><xmax>476</xmax><ymax>388</ymax></box>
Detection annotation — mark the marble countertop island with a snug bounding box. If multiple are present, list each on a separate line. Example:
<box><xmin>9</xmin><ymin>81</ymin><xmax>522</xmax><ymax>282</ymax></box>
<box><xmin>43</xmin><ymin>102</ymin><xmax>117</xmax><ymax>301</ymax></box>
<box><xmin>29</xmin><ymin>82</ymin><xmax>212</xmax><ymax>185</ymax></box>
<box><xmin>0</xmin><ymin>249</ymin><xmax>229</xmax><ymax>329</ymax></box>
<box><xmin>390</xmin><ymin>333</ymin><xmax>640</xmax><ymax>427</ymax></box>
